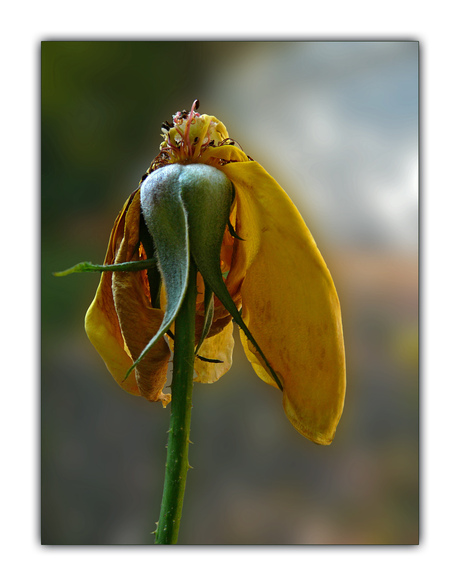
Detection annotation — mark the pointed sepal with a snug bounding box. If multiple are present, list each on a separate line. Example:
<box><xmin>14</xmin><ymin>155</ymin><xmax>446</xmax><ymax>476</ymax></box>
<box><xmin>125</xmin><ymin>165</ymin><xmax>190</xmax><ymax>379</ymax></box>
<box><xmin>178</xmin><ymin>164</ymin><xmax>283</xmax><ymax>391</ymax></box>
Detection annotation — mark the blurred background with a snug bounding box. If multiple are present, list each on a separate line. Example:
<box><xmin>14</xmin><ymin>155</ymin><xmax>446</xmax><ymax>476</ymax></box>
<box><xmin>41</xmin><ymin>41</ymin><xmax>418</xmax><ymax>545</ymax></box>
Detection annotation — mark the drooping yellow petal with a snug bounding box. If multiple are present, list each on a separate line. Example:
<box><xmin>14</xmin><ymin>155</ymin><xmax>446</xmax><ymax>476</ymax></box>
<box><xmin>112</xmin><ymin>192</ymin><xmax>171</xmax><ymax>404</ymax></box>
<box><xmin>223</xmin><ymin>161</ymin><xmax>346</xmax><ymax>445</ymax></box>
<box><xmin>85</xmin><ymin>191</ymin><xmax>171</xmax><ymax>405</ymax></box>
<box><xmin>85</xmin><ymin>193</ymin><xmax>141</xmax><ymax>396</ymax></box>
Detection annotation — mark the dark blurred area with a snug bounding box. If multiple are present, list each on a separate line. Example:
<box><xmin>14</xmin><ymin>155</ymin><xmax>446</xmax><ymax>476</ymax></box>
<box><xmin>42</xmin><ymin>41</ymin><xmax>418</xmax><ymax>545</ymax></box>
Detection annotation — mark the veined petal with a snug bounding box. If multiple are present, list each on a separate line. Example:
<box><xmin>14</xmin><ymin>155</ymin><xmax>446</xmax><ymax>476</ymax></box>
<box><xmin>223</xmin><ymin>161</ymin><xmax>346</xmax><ymax>445</ymax></box>
<box><xmin>112</xmin><ymin>192</ymin><xmax>171</xmax><ymax>404</ymax></box>
<box><xmin>85</xmin><ymin>191</ymin><xmax>171</xmax><ymax>404</ymax></box>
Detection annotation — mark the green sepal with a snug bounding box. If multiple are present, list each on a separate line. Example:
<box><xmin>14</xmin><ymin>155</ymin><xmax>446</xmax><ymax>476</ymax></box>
<box><xmin>179</xmin><ymin>164</ymin><xmax>283</xmax><ymax>391</ymax></box>
<box><xmin>125</xmin><ymin>165</ymin><xmax>190</xmax><ymax>380</ymax></box>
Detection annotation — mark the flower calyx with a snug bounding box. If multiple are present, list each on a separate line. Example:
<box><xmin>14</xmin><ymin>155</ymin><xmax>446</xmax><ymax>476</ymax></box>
<box><xmin>125</xmin><ymin>163</ymin><xmax>283</xmax><ymax>390</ymax></box>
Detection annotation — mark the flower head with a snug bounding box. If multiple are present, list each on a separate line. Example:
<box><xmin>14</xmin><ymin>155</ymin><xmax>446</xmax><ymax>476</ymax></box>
<box><xmin>85</xmin><ymin>101</ymin><xmax>346</xmax><ymax>445</ymax></box>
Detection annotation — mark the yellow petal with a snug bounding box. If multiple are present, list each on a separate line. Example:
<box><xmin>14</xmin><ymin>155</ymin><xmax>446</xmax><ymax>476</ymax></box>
<box><xmin>112</xmin><ymin>269</ymin><xmax>171</xmax><ymax>403</ymax></box>
<box><xmin>85</xmin><ymin>276</ymin><xmax>141</xmax><ymax>396</ymax></box>
<box><xmin>85</xmin><ymin>193</ymin><xmax>140</xmax><ymax>396</ymax></box>
<box><xmin>113</xmin><ymin>192</ymin><xmax>171</xmax><ymax>403</ymax></box>
<box><xmin>193</xmin><ymin>319</ymin><xmax>235</xmax><ymax>383</ymax></box>
<box><xmin>223</xmin><ymin>161</ymin><xmax>346</xmax><ymax>445</ymax></box>
<box><xmin>200</xmin><ymin>144</ymin><xmax>249</xmax><ymax>166</ymax></box>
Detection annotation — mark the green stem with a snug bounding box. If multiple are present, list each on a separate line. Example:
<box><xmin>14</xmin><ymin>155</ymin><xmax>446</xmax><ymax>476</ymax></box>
<box><xmin>154</xmin><ymin>260</ymin><xmax>197</xmax><ymax>544</ymax></box>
